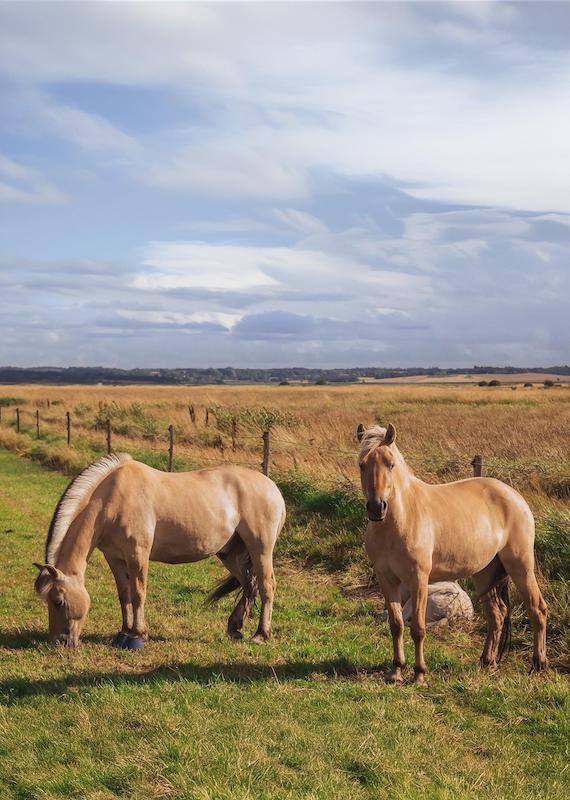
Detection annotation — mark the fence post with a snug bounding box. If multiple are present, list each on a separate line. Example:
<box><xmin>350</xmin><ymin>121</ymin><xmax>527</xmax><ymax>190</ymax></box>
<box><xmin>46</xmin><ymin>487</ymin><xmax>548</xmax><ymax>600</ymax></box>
<box><xmin>189</xmin><ymin>404</ymin><xmax>196</xmax><ymax>425</ymax></box>
<box><xmin>231</xmin><ymin>418</ymin><xmax>237</xmax><ymax>452</ymax></box>
<box><xmin>16</xmin><ymin>407</ymin><xmax>20</xmax><ymax>433</ymax></box>
<box><xmin>205</xmin><ymin>408</ymin><xmax>209</xmax><ymax>427</ymax></box>
<box><xmin>0</xmin><ymin>406</ymin><xmax>2</xmax><ymax>425</ymax></box>
<box><xmin>262</xmin><ymin>430</ymin><xmax>270</xmax><ymax>476</ymax></box>
<box><xmin>66</xmin><ymin>411</ymin><xmax>71</xmax><ymax>446</ymax></box>
<box><xmin>471</xmin><ymin>454</ymin><xmax>482</xmax><ymax>477</ymax></box>
<box><xmin>36</xmin><ymin>409</ymin><xmax>40</xmax><ymax>439</ymax></box>
<box><xmin>106</xmin><ymin>419</ymin><xmax>112</xmax><ymax>454</ymax></box>
<box><xmin>168</xmin><ymin>424</ymin><xmax>174</xmax><ymax>472</ymax></box>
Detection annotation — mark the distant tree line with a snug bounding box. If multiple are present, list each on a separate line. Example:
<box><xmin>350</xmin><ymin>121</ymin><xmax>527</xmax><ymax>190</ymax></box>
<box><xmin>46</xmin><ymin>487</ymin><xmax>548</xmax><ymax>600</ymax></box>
<box><xmin>0</xmin><ymin>365</ymin><xmax>568</xmax><ymax>385</ymax></box>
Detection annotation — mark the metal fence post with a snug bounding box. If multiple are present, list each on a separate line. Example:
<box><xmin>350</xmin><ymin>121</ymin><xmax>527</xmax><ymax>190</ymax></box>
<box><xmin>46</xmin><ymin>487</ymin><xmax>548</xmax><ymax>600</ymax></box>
<box><xmin>262</xmin><ymin>430</ymin><xmax>270</xmax><ymax>476</ymax></box>
<box><xmin>471</xmin><ymin>454</ymin><xmax>482</xmax><ymax>477</ymax></box>
<box><xmin>66</xmin><ymin>411</ymin><xmax>71</xmax><ymax>445</ymax></box>
<box><xmin>106</xmin><ymin>418</ymin><xmax>112</xmax><ymax>454</ymax></box>
<box><xmin>168</xmin><ymin>424</ymin><xmax>174</xmax><ymax>472</ymax></box>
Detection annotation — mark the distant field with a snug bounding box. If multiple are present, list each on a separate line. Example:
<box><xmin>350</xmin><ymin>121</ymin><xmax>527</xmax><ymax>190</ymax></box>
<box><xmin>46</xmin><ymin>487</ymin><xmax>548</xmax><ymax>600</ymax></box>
<box><xmin>363</xmin><ymin>372</ymin><xmax>570</xmax><ymax>384</ymax></box>
<box><xmin>0</xmin><ymin>450</ymin><xmax>568</xmax><ymax>800</ymax></box>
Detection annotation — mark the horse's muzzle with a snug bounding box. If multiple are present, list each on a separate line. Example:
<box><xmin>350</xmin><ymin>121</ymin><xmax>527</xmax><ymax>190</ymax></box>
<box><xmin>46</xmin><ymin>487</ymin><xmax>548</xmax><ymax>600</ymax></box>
<box><xmin>366</xmin><ymin>499</ymin><xmax>388</xmax><ymax>522</ymax></box>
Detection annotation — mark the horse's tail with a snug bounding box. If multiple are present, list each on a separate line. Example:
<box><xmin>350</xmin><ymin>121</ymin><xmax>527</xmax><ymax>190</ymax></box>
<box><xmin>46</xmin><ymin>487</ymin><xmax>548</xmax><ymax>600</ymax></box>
<box><xmin>206</xmin><ymin>539</ymin><xmax>258</xmax><ymax>606</ymax></box>
<box><xmin>496</xmin><ymin>573</ymin><xmax>511</xmax><ymax>663</ymax></box>
<box><xmin>207</xmin><ymin>575</ymin><xmax>241</xmax><ymax>603</ymax></box>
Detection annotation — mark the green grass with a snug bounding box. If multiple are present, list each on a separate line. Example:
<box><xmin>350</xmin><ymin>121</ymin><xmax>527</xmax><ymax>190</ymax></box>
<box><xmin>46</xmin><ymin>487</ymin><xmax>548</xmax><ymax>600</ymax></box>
<box><xmin>0</xmin><ymin>450</ymin><xmax>568</xmax><ymax>799</ymax></box>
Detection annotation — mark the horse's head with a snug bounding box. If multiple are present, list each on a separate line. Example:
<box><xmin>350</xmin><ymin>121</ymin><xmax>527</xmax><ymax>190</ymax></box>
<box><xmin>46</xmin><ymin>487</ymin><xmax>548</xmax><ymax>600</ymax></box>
<box><xmin>357</xmin><ymin>423</ymin><xmax>397</xmax><ymax>522</ymax></box>
<box><xmin>33</xmin><ymin>564</ymin><xmax>91</xmax><ymax>647</ymax></box>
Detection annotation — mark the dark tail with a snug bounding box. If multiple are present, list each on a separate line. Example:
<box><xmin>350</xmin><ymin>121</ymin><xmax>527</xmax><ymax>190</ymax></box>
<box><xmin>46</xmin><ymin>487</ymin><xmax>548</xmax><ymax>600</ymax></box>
<box><xmin>496</xmin><ymin>574</ymin><xmax>511</xmax><ymax>663</ymax></box>
<box><xmin>206</xmin><ymin>575</ymin><xmax>241</xmax><ymax>605</ymax></box>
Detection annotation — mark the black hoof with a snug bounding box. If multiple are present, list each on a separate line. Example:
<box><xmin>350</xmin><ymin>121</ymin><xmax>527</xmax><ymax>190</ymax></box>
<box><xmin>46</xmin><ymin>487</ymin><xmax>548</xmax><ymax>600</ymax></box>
<box><xmin>125</xmin><ymin>635</ymin><xmax>145</xmax><ymax>651</ymax></box>
<box><xmin>111</xmin><ymin>632</ymin><xmax>129</xmax><ymax>648</ymax></box>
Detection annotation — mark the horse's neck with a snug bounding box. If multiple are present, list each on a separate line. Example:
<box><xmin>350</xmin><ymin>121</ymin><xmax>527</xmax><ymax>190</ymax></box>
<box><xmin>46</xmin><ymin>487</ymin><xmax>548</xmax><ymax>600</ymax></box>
<box><xmin>389</xmin><ymin>453</ymin><xmax>422</xmax><ymax>530</ymax></box>
<box><xmin>54</xmin><ymin>506</ymin><xmax>99</xmax><ymax>578</ymax></box>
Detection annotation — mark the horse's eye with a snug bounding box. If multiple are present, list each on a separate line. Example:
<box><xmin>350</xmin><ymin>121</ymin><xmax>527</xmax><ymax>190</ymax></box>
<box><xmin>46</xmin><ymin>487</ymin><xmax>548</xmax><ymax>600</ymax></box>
<box><xmin>53</xmin><ymin>598</ymin><xmax>64</xmax><ymax>608</ymax></box>
<box><xmin>390</xmin><ymin>464</ymin><xmax>395</xmax><ymax>471</ymax></box>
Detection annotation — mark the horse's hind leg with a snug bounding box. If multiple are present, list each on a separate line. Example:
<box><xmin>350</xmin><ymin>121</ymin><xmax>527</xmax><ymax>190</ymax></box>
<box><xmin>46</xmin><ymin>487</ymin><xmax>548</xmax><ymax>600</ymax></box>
<box><xmin>500</xmin><ymin>551</ymin><xmax>548</xmax><ymax>671</ymax></box>
<box><xmin>473</xmin><ymin>557</ymin><xmax>509</xmax><ymax>668</ymax></box>
<box><xmin>249</xmin><ymin>547</ymin><xmax>276</xmax><ymax>644</ymax></box>
<box><xmin>218</xmin><ymin>535</ymin><xmax>257</xmax><ymax>640</ymax></box>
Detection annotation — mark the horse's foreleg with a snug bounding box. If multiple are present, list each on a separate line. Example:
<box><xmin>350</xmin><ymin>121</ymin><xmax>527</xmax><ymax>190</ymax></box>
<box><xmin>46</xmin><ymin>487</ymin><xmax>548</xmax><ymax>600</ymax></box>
<box><xmin>377</xmin><ymin>573</ymin><xmax>405</xmax><ymax>684</ymax></box>
<box><xmin>408</xmin><ymin>574</ymin><xmax>429</xmax><ymax>685</ymax></box>
<box><xmin>125</xmin><ymin>549</ymin><xmax>150</xmax><ymax>649</ymax></box>
<box><xmin>104</xmin><ymin>554</ymin><xmax>133</xmax><ymax>645</ymax></box>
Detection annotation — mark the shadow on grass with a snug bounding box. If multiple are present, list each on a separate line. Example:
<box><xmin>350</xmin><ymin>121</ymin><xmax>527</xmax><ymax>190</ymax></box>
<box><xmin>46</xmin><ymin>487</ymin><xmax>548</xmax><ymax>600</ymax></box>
<box><xmin>0</xmin><ymin>657</ymin><xmax>393</xmax><ymax>703</ymax></box>
<box><xmin>0</xmin><ymin>629</ymin><xmax>50</xmax><ymax>648</ymax></box>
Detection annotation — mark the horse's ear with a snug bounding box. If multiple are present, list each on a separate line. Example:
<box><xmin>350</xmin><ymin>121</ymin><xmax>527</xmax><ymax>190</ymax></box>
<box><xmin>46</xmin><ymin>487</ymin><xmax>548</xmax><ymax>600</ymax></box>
<box><xmin>356</xmin><ymin>423</ymin><xmax>365</xmax><ymax>442</ymax></box>
<box><xmin>383</xmin><ymin>423</ymin><xmax>396</xmax><ymax>446</ymax></box>
<box><xmin>33</xmin><ymin>563</ymin><xmax>61</xmax><ymax>580</ymax></box>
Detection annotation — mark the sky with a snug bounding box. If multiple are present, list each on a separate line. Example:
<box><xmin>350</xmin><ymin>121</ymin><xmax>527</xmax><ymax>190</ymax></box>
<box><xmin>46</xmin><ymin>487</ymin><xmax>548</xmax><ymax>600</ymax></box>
<box><xmin>1</xmin><ymin>1</ymin><xmax>569</xmax><ymax>369</ymax></box>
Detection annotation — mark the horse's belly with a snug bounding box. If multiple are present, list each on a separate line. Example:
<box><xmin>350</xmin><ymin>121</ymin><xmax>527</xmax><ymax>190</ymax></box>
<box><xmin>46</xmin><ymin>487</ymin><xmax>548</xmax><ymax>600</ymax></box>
<box><xmin>431</xmin><ymin>531</ymin><xmax>505</xmax><ymax>581</ymax></box>
<box><xmin>150</xmin><ymin>523</ymin><xmax>233</xmax><ymax>564</ymax></box>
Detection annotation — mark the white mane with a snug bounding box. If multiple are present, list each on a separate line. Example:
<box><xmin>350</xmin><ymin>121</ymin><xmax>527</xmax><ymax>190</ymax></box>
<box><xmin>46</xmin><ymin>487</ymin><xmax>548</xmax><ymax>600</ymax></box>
<box><xmin>46</xmin><ymin>453</ymin><xmax>132</xmax><ymax>564</ymax></box>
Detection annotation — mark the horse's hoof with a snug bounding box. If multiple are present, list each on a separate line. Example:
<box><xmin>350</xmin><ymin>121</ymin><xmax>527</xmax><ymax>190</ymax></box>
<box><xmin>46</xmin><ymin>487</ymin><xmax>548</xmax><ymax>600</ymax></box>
<box><xmin>228</xmin><ymin>629</ymin><xmax>243</xmax><ymax>641</ymax></box>
<box><xmin>111</xmin><ymin>632</ymin><xmax>129</xmax><ymax>648</ymax></box>
<box><xmin>413</xmin><ymin>673</ymin><xmax>428</xmax><ymax>687</ymax></box>
<box><xmin>384</xmin><ymin>673</ymin><xmax>403</xmax><ymax>686</ymax></box>
<box><xmin>125</xmin><ymin>635</ymin><xmax>146</xmax><ymax>651</ymax></box>
<box><xmin>250</xmin><ymin>633</ymin><xmax>269</xmax><ymax>645</ymax></box>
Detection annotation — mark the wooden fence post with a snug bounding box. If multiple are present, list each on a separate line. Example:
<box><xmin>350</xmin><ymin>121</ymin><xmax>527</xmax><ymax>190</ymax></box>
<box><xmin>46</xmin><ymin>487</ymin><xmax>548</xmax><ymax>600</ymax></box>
<box><xmin>189</xmin><ymin>404</ymin><xmax>196</xmax><ymax>425</ymax></box>
<box><xmin>16</xmin><ymin>407</ymin><xmax>20</xmax><ymax>433</ymax></box>
<box><xmin>66</xmin><ymin>411</ymin><xmax>71</xmax><ymax>446</ymax></box>
<box><xmin>36</xmin><ymin>409</ymin><xmax>40</xmax><ymax>439</ymax></box>
<box><xmin>262</xmin><ymin>430</ymin><xmax>270</xmax><ymax>476</ymax></box>
<box><xmin>106</xmin><ymin>419</ymin><xmax>112</xmax><ymax>454</ymax></box>
<box><xmin>168</xmin><ymin>424</ymin><xmax>174</xmax><ymax>472</ymax></box>
<box><xmin>0</xmin><ymin>406</ymin><xmax>2</xmax><ymax>425</ymax></box>
<box><xmin>205</xmin><ymin>408</ymin><xmax>209</xmax><ymax>427</ymax></box>
<box><xmin>471</xmin><ymin>454</ymin><xmax>482</xmax><ymax>477</ymax></box>
<box><xmin>231</xmin><ymin>418</ymin><xmax>237</xmax><ymax>452</ymax></box>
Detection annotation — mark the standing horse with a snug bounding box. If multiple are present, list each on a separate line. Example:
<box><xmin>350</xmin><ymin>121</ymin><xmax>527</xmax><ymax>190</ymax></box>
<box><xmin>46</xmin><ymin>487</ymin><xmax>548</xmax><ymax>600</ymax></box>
<box><xmin>34</xmin><ymin>454</ymin><xmax>286</xmax><ymax>649</ymax></box>
<box><xmin>357</xmin><ymin>423</ymin><xmax>547</xmax><ymax>684</ymax></box>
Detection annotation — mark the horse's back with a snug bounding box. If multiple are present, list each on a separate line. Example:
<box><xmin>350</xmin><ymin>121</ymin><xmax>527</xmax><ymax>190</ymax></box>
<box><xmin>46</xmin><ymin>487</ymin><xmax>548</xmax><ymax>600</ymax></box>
<box><xmin>97</xmin><ymin>460</ymin><xmax>285</xmax><ymax>562</ymax></box>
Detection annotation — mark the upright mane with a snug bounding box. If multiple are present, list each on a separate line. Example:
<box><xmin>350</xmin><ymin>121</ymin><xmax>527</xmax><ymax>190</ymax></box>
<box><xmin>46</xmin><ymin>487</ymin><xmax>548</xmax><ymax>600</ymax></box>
<box><xmin>359</xmin><ymin>425</ymin><xmax>390</xmax><ymax>459</ymax></box>
<box><xmin>45</xmin><ymin>453</ymin><xmax>132</xmax><ymax>564</ymax></box>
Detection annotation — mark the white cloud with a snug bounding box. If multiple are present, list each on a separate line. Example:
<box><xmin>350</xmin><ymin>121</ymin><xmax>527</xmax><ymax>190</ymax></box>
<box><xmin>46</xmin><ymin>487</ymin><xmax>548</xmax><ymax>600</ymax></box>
<box><xmin>2</xmin><ymin>3</ymin><xmax>570</xmax><ymax>211</ymax></box>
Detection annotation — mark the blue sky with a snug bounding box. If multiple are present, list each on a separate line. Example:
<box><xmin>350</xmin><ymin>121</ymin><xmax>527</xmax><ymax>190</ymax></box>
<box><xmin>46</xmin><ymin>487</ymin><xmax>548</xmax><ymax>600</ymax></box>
<box><xmin>1</xmin><ymin>1</ymin><xmax>569</xmax><ymax>368</ymax></box>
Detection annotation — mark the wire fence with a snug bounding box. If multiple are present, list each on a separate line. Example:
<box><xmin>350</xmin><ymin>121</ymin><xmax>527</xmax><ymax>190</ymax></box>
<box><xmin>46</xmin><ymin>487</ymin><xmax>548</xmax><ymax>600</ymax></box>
<box><xmin>0</xmin><ymin>404</ymin><xmax>486</xmax><ymax>480</ymax></box>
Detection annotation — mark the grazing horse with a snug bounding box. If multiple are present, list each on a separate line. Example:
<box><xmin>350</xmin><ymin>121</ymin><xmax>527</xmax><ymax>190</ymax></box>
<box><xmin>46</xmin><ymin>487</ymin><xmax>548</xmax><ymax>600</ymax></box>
<box><xmin>34</xmin><ymin>454</ymin><xmax>286</xmax><ymax>649</ymax></box>
<box><xmin>357</xmin><ymin>423</ymin><xmax>547</xmax><ymax>684</ymax></box>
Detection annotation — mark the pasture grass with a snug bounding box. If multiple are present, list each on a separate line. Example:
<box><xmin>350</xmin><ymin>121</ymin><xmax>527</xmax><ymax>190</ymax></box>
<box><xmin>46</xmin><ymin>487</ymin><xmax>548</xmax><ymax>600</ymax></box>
<box><xmin>0</xmin><ymin>450</ymin><xmax>568</xmax><ymax>800</ymax></box>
